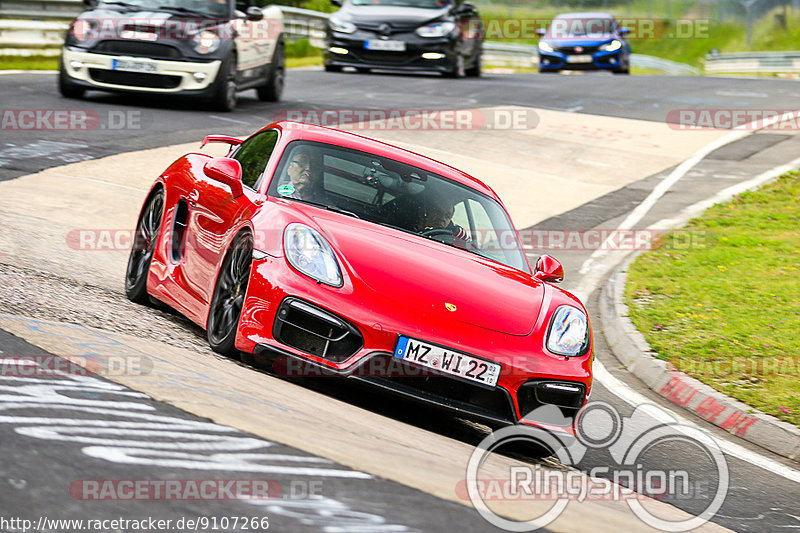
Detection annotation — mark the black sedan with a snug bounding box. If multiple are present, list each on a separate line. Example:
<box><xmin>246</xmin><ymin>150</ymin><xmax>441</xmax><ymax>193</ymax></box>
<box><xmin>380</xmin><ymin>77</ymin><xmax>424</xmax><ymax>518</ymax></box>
<box><xmin>324</xmin><ymin>0</ymin><xmax>483</xmax><ymax>77</ymax></box>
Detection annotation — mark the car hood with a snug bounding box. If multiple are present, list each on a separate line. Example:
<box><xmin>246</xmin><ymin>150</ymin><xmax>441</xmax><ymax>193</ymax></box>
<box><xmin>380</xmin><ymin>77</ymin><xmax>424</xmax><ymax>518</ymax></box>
<box><xmin>312</xmin><ymin>212</ymin><xmax>543</xmax><ymax>336</ymax></box>
<box><xmin>543</xmin><ymin>36</ymin><xmax>617</xmax><ymax>46</ymax></box>
<box><xmin>339</xmin><ymin>5</ymin><xmax>449</xmax><ymax>26</ymax></box>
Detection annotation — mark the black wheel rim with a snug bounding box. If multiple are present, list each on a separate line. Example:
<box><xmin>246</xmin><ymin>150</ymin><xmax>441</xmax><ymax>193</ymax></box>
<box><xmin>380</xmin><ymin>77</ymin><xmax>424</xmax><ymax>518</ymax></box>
<box><xmin>126</xmin><ymin>193</ymin><xmax>163</xmax><ymax>291</ymax></box>
<box><xmin>208</xmin><ymin>233</ymin><xmax>252</xmax><ymax>344</ymax></box>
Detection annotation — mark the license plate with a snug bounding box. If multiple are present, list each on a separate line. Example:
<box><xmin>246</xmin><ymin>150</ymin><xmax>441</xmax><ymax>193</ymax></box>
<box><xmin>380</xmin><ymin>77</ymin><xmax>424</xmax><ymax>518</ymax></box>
<box><xmin>393</xmin><ymin>336</ymin><xmax>501</xmax><ymax>387</ymax></box>
<box><xmin>365</xmin><ymin>40</ymin><xmax>406</xmax><ymax>52</ymax></box>
<box><xmin>111</xmin><ymin>59</ymin><xmax>158</xmax><ymax>73</ymax></box>
<box><xmin>566</xmin><ymin>54</ymin><xmax>593</xmax><ymax>63</ymax></box>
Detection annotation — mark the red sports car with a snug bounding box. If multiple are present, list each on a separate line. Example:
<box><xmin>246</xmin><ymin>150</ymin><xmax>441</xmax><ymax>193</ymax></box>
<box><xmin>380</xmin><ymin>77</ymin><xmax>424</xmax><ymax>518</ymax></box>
<box><xmin>125</xmin><ymin>121</ymin><xmax>593</xmax><ymax>434</ymax></box>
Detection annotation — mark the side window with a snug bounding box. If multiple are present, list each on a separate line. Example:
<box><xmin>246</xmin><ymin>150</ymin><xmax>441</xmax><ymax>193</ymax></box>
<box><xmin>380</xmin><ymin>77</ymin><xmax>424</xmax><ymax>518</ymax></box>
<box><xmin>232</xmin><ymin>130</ymin><xmax>278</xmax><ymax>190</ymax></box>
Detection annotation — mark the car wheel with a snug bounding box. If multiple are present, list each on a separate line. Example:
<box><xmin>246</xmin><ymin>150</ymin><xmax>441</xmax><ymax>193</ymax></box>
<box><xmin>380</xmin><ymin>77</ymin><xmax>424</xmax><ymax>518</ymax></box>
<box><xmin>211</xmin><ymin>54</ymin><xmax>237</xmax><ymax>112</ymax></box>
<box><xmin>538</xmin><ymin>68</ymin><xmax>558</xmax><ymax>74</ymax></box>
<box><xmin>324</xmin><ymin>64</ymin><xmax>343</xmax><ymax>72</ymax></box>
<box><xmin>207</xmin><ymin>230</ymin><xmax>253</xmax><ymax>358</ymax></box>
<box><xmin>465</xmin><ymin>52</ymin><xmax>481</xmax><ymax>77</ymax></box>
<box><xmin>444</xmin><ymin>54</ymin><xmax>465</xmax><ymax>78</ymax></box>
<box><xmin>257</xmin><ymin>43</ymin><xmax>284</xmax><ymax>102</ymax></box>
<box><xmin>58</xmin><ymin>66</ymin><xmax>85</xmax><ymax>99</ymax></box>
<box><xmin>125</xmin><ymin>189</ymin><xmax>164</xmax><ymax>304</ymax></box>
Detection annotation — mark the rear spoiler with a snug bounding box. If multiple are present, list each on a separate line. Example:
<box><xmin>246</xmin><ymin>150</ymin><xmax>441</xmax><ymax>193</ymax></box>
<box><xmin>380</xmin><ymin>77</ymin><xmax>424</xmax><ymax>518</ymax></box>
<box><xmin>200</xmin><ymin>135</ymin><xmax>244</xmax><ymax>149</ymax></box>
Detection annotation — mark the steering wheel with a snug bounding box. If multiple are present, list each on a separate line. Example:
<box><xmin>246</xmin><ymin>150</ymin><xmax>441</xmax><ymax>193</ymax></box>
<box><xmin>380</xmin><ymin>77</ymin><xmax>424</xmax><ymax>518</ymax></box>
<box><xmin>420</xmin><ymin>227</ymin><xmax>455</xmax><ymax>238</ymax></box>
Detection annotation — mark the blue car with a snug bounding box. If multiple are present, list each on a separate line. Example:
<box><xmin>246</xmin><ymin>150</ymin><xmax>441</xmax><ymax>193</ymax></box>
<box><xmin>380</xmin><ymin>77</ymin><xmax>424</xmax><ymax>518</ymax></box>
<box><xmin>536</xmin><ymin>13</ymin><xmax>630</xmax><ymax>74</ymax></box>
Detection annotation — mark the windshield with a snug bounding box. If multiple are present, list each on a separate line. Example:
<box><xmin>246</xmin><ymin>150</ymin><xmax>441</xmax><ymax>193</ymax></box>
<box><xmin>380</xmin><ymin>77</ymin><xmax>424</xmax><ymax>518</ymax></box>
<box><xmin>267</xmin><ymin>141</ymin><xmax>530</xmax><ymax>273</ymax></box>
<box><xmin>546</xmin><ymin>16</ymin><xmax>615</xmax><ymax>39</ymax></box>
<box><xmin>350</xmin><ymin>0</ymin><xmax>451</xmax><ymax>8</ymax></box>
<box><xmin>99</xmin><ymin>0</ymin><xmax>229</xmax><ymax>17</ymax></box>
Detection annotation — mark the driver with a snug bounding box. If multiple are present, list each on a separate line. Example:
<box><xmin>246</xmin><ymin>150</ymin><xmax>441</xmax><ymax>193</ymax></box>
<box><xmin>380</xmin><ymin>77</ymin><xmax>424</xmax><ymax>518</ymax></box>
<box><xmin>277</xmin><ymin>146</ymin><xmax>326</xmax><ymax>203</ymax></box>
<box><xmin>413</xmin><ymin>191</ymin><xmax>470</xmax><ymax>245</ymax></box>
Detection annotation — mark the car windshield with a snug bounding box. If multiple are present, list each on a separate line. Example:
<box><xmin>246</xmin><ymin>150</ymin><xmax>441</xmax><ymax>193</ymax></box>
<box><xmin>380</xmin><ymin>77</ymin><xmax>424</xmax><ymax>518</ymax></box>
<box><xmin>99</xmin><ymin>0</ymin><xmax>228</xmax><ymax>17</ymax></box>
<box><xmin>547</xmin><ymin>16</ymin><xmax>615</xmax><ymax>38</ymax></box>
<box><xmin>267</xmin><ymin>141</ymin><xmax>530</xmax><ymax>273</ymax></box>
<box><xmin>350</xmin><ymin>0</ymin><xmax>450</xmax><ymax>8</ymax></box>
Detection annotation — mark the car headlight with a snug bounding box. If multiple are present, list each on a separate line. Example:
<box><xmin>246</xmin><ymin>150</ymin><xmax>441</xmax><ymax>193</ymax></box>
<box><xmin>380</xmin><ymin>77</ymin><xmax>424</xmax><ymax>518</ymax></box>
<box><xmin>329</xmin><ymin>17</ymin><xmax>356</xmax><ymax>34</ymax></box>
<box><xmin>546</xmin><ymin>305</ymin><xmax>588</xmax><ymax>356</ymax></box>
<box><xmin>70</xmin><ymin>19</ymin><xmax>97</xmax><ymax>42</ymax></box>
<box><xmin>599</xmin><ymin>39</ymin><xmax>622</xmax><ymax>52</ymax></box>
<box><xmin>538</xmin><ymin>41</ymin><xmax>554</xmax><ymax>53</ymax></box>
<box><xmin>192</xmin><ymin>31</ymin><xmax>220</xmax><ymax>54</ymax></box>
<box><xmin>416</xmin><ymin>21</ymin><xmax>455</xmax><ymax>38</ymax></box>
<box><xmin>284</xmin><ymin>223</ymin><xmax>343</xmax><ymax>287</ymax></box>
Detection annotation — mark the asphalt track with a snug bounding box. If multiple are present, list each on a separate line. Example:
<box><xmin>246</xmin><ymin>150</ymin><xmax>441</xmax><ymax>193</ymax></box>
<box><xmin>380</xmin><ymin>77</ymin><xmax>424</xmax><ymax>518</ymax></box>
<box><xmin>1</xmin><ymin>69</ymin><xmax>799</xmax><ymax>532</ymax></box>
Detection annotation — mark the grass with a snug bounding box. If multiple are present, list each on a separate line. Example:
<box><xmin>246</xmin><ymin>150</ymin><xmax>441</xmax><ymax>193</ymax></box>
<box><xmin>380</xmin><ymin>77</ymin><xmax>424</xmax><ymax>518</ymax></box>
<box><xmin>0</xmin><ymin>55</ymin><xmax>59</xmax><ymax>70</ymax></box>
<box><xmin>625</xmin><ymin>171</ymin><xmax>800</xmax><ymax>427</ymax></box>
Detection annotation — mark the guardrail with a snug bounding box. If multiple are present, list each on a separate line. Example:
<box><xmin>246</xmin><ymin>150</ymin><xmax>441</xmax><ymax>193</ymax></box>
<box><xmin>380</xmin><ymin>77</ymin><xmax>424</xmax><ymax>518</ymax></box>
<box><xmin>705</xmin><ymin>51</ymin><xmax>800</xmax><ymax>73</ymax></box>
<box><xmin>0</xmin><ymin>0</ymin><xmax>82</xmax><ymax>19</ymax></box>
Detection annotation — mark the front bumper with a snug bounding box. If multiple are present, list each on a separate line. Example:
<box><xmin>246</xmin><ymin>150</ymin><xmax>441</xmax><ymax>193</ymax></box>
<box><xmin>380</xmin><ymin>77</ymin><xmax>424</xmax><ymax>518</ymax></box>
<box><xmin>238</xmin><ymin>254</ymin><xmax>593</xmax><ymax>432</ymax></box>
<box><xmin>325</xmin><ymin>34</ymin><xmax>456</xmax><ymax>72</ymax></box>
<box><xmin>538</xmin><ymin>49</ymin><xmax>624</xmax><ymax>71</ymax></box>
<box><xmin>61</xmin><ymin>47</ymin><xmax>222</xmax><ymax>94</ymax></box>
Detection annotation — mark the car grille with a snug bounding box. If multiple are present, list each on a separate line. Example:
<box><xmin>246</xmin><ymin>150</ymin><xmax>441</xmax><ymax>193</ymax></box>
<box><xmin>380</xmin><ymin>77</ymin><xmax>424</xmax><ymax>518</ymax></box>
<box><xmin>354</xmin><ymin>353</ymin><xmax>517</xmax><ymax>424</ymax></box>
<box><xmin>556</xmin><ymin>45</ymin><xmax>600</xmax><ymax>54</ymax></box>
<box><xmin>358</xmin><ymin>50</ymin><xmax>415</xmax><ymax>64</ymax></box>
<box><xmin>93</xmin><ymin>40</ymin><xmax>182</xmax><ymax>59</ymax></box>
<box><xmin>88</xmin><ymin>68</ymin><xmax>182</xmax><ymax>89</ymax></box>
<box><xmin>355</xmin><ymin>21</ymin><xmax>418</xmax><ymax>34</ymax></box>
<box><xmin>273</xmin><ymin>297</ymin><xmax>363</xmax><ymax>362</ymax></box>
<box><xmin>517</xmin><ymin>380</ymin><xmax>586</xmax><ymax>427</ymax></box>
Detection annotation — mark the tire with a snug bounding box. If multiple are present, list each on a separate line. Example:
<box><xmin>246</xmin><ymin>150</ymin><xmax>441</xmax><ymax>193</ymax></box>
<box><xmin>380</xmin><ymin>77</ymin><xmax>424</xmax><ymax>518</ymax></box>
<box><xmin>355</xmin><ymin>67</ymin><xmax>370</xmax><ymax>74</ymax></box>
<box><xmin>58</xmin><ymin>66</ymin><xmax>85</xmax><ymax>99</ymax></box>
<box><xmin>257</xmin><ymin>43</ymin><xmax>284</xmax><ymax>102</ymax></box>
<box><xmin>324</xmin><ymin>64</ymin><xmax>343</xmax><ymax>72</ymax></box>
<box><xmin>211</xmin><ymin>54</ymin><xmax>237</xmax><ymax>112</ymax></box>
<box><xmin>465</xmin><ymin>52</ymin><xmax>482</xmax><ymax>77</ymax></box>
<box><xmin>207</xmin><ymin>230</ymin><xmax>253</xmax><ymax>358</ymax></box>
<box><xmin>125</xmin><ymin>190</ymin><xmax>164</xmax><ymax>304</ymax></box>
<box><xmin>538</xmin><ymin>68</ymin><xmax>558</xmax><ymax>74</ymax></box>
<box><xmin>444</xmin><ymin>53</ymin><xmax>465</xmax><ymax>78</ymax></box>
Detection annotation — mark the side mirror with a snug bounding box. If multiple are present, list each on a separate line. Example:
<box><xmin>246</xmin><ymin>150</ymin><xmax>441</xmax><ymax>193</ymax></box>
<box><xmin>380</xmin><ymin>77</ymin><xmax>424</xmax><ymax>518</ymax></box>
<box><xmin>457</xmin><ymin>1</ymin><xmax>476</xmax><ymax>13</ymax></box>
<box><xmin>533</xmin><ymin>254</ymin><xmax>564</xmax><ymax>283</ymax></box>
<box><xmin>330</xmin><ymin>0</ymin><xmax>343</xmax><ymax>6</ymax></box>
<box><xmin>535</xmin><ymin>28</ymin><xmax>546</xmax><ymax>36</ymax></box>
<box><xmin>618</xmin><ymin>27</ymin><xmax>631</xmax><ymax>35</ymax></box>
<box><xmin>83</xmin><ymin>0</ymin><xmax>97</xmax><ymax>7</ymax></box>
<box><xmin>245</xmin><ymin>6</ymin><xmax>263</xmax><ymax>20</ymax></box>
<box><xmin>204</xmin><ymin>157</ymin><xmax>243</xmax><ymax>198</ymax></box>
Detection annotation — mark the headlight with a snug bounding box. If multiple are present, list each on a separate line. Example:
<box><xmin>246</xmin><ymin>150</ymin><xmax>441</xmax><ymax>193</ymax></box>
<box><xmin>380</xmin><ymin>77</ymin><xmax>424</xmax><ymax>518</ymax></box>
<box><xmin>284</xmin><ymin>223</ymin><xmax>343</xmax><ymax>287</ymax></box>
<box><xmin>329</xmin><ymin>17</ymin><xmax>356</xmax><ymax>34</ymax></box>
<box><xmin>546</xmin><ymin>306</ymin><xmax>588</xmax><ymax>356</ymax></box>
<box><xmin>416</xmin><ymin>21</ymin><xmax>455</xmax><ymax>38</ymax></box>
<box><xmin>192</xmin><ymin>31</ymin><xmax>220</xmax><ymax>54</ymax></box>
<box><xmin>70</xmin><ymin>19</ymin><xmax>97</xmax><ymax>42</ymax></box>
<box><xmin>599</xmin><ymin>39</ymin><xmax>622</xmax><ymax>52</ymax></box>
<box><xmin>538</xmin><ymin>41</ymin><xmax>554</xmax><ymax>53</ymax></box>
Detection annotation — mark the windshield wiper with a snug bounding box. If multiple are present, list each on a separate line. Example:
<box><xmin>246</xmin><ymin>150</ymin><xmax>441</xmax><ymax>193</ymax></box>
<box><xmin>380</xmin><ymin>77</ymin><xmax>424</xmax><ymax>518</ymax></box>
<box><xmin>291</xmin><ymin>198</ymin><xmax>361</xmax><ymax>219</ymax></box>
<box><xmin>154</xmin><ymin>6</ymin><xmax>216</xmax><ymax>17</ymax></box>
<box><xmin>99</xmin><ymin>1</ymin><xmax>141</xmax><ymax>9</ymax></box>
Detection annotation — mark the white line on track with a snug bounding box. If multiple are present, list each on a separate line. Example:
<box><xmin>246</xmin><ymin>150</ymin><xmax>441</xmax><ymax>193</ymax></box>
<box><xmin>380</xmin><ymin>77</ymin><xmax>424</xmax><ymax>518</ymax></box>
<box><xmin>571</xmin><ymin>109</ymin><xmax>800</xmax><ymax>481</ymax></box>
<box><xmin>208</xmin><ymin>115</ymin><xmax>250</xmax><ymax>125</ymax></box>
